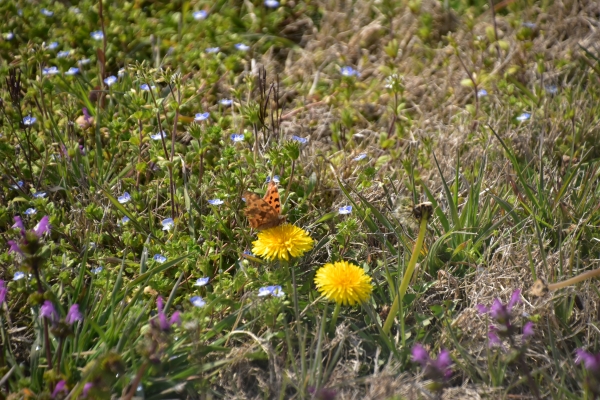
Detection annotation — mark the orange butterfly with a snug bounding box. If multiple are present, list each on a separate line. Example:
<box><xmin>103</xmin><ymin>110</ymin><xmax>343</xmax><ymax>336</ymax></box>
<box><xmin>243</xmin><ymin>181</ymin><xmax>286</xmax><ymax>230</ymax></box>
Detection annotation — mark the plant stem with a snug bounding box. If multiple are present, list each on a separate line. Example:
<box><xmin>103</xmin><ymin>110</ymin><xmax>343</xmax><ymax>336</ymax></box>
<box><xmin>383</xmin><ymin>211</ymin><xmax>429</xmax><ymax>335</ymax></box>
<box><xmin>329</xmin><ymin>302</ymin><xmax>341</xmax><ymax>333</ymax></box>
<box><xmin>289</xmin><ymin>262</ymin><xmax>299</xmax><ymax>323</ymax></box>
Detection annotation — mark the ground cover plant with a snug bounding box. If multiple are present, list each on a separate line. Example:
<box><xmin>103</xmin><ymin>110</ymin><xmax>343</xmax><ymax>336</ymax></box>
<box><xmin>1</xmin><ymin>0</ymin><xmax>600</xmax><ymax>398</ymax></box>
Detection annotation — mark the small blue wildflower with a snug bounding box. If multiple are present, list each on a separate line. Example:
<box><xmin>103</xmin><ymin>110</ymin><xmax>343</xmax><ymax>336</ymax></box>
<box><xmin>265</xmin><ymin>176</ymin><xmax>280</xmax><ymax>183</ymax></box>
<box><xmin>208</xmin><ymin>199</ymin><xmax>224</xmax><ymax>205</ymax></box>
<box><xmin>243</xmin><ymin>250</ymin><xmax>254</xmax><ymax>256</ymax></box>
<box><xmin>235</xmin><ymin>43</ymin><xmax>250</xmax><ymax>51</ymax></box>
<box><xmin>120</xmin><ymin>216</ymin><xmax>130</xmax><ymax>225</ymax></box>
<box><xmin>117</xmin><ymin>192</ymin><xmax>131</xmax><ymax>204</ymax></box>
<box><xmin>353</xmin><ymin>153</ymin><xmax>367</xmax><ymax>161</ymax></box>
<box><xmin>338</xmin><ymin>205</ymin><xmax>352</xmax><ymax>215</ymax></box>
<box><xmin>153</xmin><ymin>254</ymin><xmax>167</xmax><ymax>263</ymax></box>
<box><xmin>516</xmin><ymin>113</ymin><xmax>531</xmax><ymax>121</ymax></box>
<box><xmin>11</xmin><ymin>181</ymin><xmax>24</xmax><ymax>190</ymax></box>
<box><xmin>341</xmin><ymin>66</ymin><xmax>360</xmax><ymax>77</ymax></box>
<box><xmin>151</xmin><ymin>131</ymin><xmax>167</xmax><ymax>140</ymax></box>
<box><xmin>194</xmin><ymin>112</ymin><xmax>210</xmax><ymax>121</ymax></box>
<box><xmin>41</xmin><ymin>8</ymin><xmax>54</xmax><ymax>17</ymax></box>
<box><xmin>91</xmin><ymin>266</ymin><xmax>103</xmax><ymax>274</ymax></box>
<box><xmin>220</xmin><ymin>99</ymin><xmax>233</xmax><ymax>106</ymax></box>
<box><xmin>90</xmin><ymin>31</ymin><xmax>104</xmax><ymax>40</ymax></box>
<box><xmin>78</xmin><ymin>58</ymin><xmax>91</xmax><ymax>66</ymax></box>
<box><xmin>193</xmin><ymin>10</ymin><xmax>208</xmax><ymax>20</ymax></box>
<box><xmin>65</xmin><ymin>67</ymin><xmax>79</xmax><ymax>76</ymax></box>
<box><xmin>32</xmin><ymin>192</ymin><xmax>47</xmax><ymax>198</ymax></box>
<box><xmin>264</xmin><ymin>0</ymin><xmax>280</xmax><ymax>7</ymax></box>
<box><xmin>545</xmin><ymin>85</ymin><xmax>558</xmax><ymax>94</ymax></box>
<box><xmin>230</xmin><ymin>134</ymin><xmax>244</xmax><ymax>143</ymax></box>
<box><xmin>258</xmin><ymin>285</ymin><xmax>284</xmax><ymax>297</ymax></box>
<box><xmin>195</xmin><ymin>277</ymin><xmax>210</xmax><ymax>286</ymax></box>
<box><xmin>25</xmin><ymin>208</ymin><xmax>37</xmax><ymax>216</ymax></box>
<box><xmin>57</xmin><ymin>50</ymin><xmax>71</xmax><ymax>58</ymax></box>
<box><xmin>43</xmin><ymin>67</ymin><xmax>59</xmax><ymax>76</ymax></box>
<box><xmin>291</xmin><ymin>135</ymin><xmax>308</xmax><ymax>144</ymax></box>
<box><xmin>190</xmin><ymin>296</ymin><xmax>206</xmax><ymax>307</ymax></box>
<box><xmin>522</xmin><ymin>22</ymin><xmax>536</xmax><ymax>29</ymax></box>
<box><xmin>140</xmin><ymin>83</ymin><xmax>155</xmax><ymax>91</ymax></box>
<box><xmin>4</xmin><ymin>33</ymin><xmax>14</xmax><ymax>40</ymax></box>
<box><xmin>13</xmin><ymin>272</ymin><xmax>25</xmax><ymax>281</ymax></box>
<box><xmin>161</xmin><ymin>218</ymin><xmax>174</xmax><ymax>231</ymax></box>
<box><xmin>205</xmin><ymin>47</ymin><xmax>220</xmax><ymax>54</ymax></box>
<box><xmin>47</xmin><ymin>42</ymin><xmax>58</xmax><ymax>50</ymax></box>
<box><xmin>104</xmin><ymin>76</ymin><xmax>117</xmax><ymax>86</ymax></box>
<box><xmin>23</xmin><ymin>116</ymin><xmax>36</xmax><ymax>126</ymax></box>
<box><xmin>477</xmin><ymin>89</ymin><xmax>488</xmax><ymax>97</ymax></box>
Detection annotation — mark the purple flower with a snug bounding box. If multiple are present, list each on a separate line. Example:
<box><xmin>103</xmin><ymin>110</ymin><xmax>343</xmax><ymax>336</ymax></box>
<box><xmin>33</xmin><ymin>216</ymin><xmax>50</xmax><ymax>237</ymax></box>
<box><xmin>82</xmin><ymin>383</ymin><xmax>93</xmax><ymax>397</ymax></box>
<box><xmin>41</xmin><ymin>300</ymin><xmax>58</xmax><ymax>323</ymax></box>
<box><xmin>12</xmin><ymin>216</ymin><xmax>25</xmax><ymax>234</ymax></box>
<box><xmin>576</xmin><ymin>349</ymin><xmax>600</xmax><ymax>373</ymax></box>
<box><xmin>66</xmin><ymin>304</ymin><xmax>83</xmax><ymax>325</ymax></box>
<box><xmin>488</xmin><ymin>326</ymin><xmax>502</xmax><ymax>347</ymax></box>
<box><xmin>0</xmin><ymin>280</ymin><xmax>7</xmax><ymax>305</ymax></box>
<box><xmin>522</xmin><ymin>321</ymin><xmax>534</xmax><ymax>339</ymax></box>
<box><xmin>52</xmin><ymin>380</ymin><xmax>67</xmax><ymax>398</ymax></box>
<box><xmin>307</xmin><ymin>386</ymin><xmax>337</xmax><ymax>400</ymax></box>
<box><xmin>411</xmin><ymin>344</ymin><xmax>452</xmax><ymax>382</ymax></box>
<box><xmin>8</xmin><ymin>240</ymin><xmax>23</xmax><ymax>255</ymax></box>
<box><xmin>154</xmin><ymin>296</ymin><xmax>180</xmax><ymax>331</ymax></box>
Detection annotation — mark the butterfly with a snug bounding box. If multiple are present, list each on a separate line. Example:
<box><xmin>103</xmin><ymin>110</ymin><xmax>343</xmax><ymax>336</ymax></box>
<box><xmin>243</xmin><ymin>181</ymin><xmax>286</xmax><ymax>230</ymax></box>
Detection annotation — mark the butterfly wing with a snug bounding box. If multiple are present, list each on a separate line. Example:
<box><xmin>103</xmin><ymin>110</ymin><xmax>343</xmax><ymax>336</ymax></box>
<box><xmin>243</xmin><ymin>181</ymin><xmax>284</xmax><ymax>230</ymax></box>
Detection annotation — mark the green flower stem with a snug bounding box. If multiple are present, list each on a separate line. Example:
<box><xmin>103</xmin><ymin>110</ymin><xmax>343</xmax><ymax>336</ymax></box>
<box><xmin>286</xmin><ymin>260</ymin><xmax>300</xmax><ymax>323</ymax></box>
<box><xmin>383</xmin><ymin>211</ymin><xmax>429</xmax><ymax>335</ymax></box>
<box><xmin>329</xmin><ymin>302</ymin><xmax>341</xmax><ymax>333</ymax></box>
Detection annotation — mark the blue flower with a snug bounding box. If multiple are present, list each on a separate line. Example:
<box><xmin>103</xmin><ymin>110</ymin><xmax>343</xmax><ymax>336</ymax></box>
<box><xmin>338</xmin><ymin>205</ymin><xmax>352</xmax><ymax>215</ymax></box>
<box><xmin>193</xmin><ymin>10</ymin><xmax>208</xmax><ymax>20</ymax></box>
<box><xmin>291</xmin><ymin>135</ymin><xmax>308</xmax><ymax>144</ymax></box>
<box><xmin>516</xmin><ymin>112</ymin><xmax>531</xmax><ymax>121</ymax></box>
<box><xmin>32</xmin><ymin>192</ymin><xmax>47</xmax><ymax>198</ymax></box>
<box><xmin>41</xmin><ymin>8</ymin><xmax>54</xmax><ymax>17</ymax></box>
<box><xmin>265</xmin><ymin>176</ymin><xmax>280</xmax><ymax>183</ymax></box>
<box><xmin>42</xmin><ymin>66</ymin><xmax>59</xmax><ymax>75</ymax></box>
<box><xmin>208</xmin><ymin>199</ymin><xmax>224</xmax><ymax>205</ymax></box>
<box><xmin>23</xmin><ymin>116</ymin><xmax>36</xmax><ymax>126</ymax></box>
<box><xmin>341</xmin><ymin>66</ymin><xmax>360</xmax><ymax>77</ymax></box>
<box><xmin>353</xmin><ymin>153</ymin><xmax>367</xmax><ymax>161</ymax></box>
<box><xmin>195</xmin><ymin>112</ymin><xmax>210</xmax><ymax>121</ymax></box>
<box><xmin>522</xmin><ymin>22</ymin><xmax>536</xmax><ymax>29</ymax></box>
<box><xmin>65</xmin><ymin>67</ymin><xmax>79</xmax><ymax>76</ymax></box>
<box><xmin>230</xmin><ymin>134</ymin><xmax>244</xmax><ymax>142</ymax></box>
<box><xmin>4</xmin><ymin>33</ymin><xmax>14</xmax><ymax>40</ymax></box>
<box><xmin>151</xmin><ymin>131</ymin><xmax>167</xmax><ymax>140</ymax></box>
<box><xmin>190</xmin><ymin>296</ymin><xmax>206</xmax><ymax>307</ymax></box>
<box><xmin>258</xmin><ymin>285</ymin><xmax>284</xmax><ymax>297</ymax></box>
<box><xmin>90</xmin><ymin>31</ymin><xmax>104</xmax><ymax>40</ymax></box>
<box><xmin>91</xmin><ymin>266</ymin><xmax>103</xmax><ymax>274</ymax></box>
<box><xmin>117</xmin><ymin>192</ymin><xmax>131</xmax><ymax>204</ymax></box>
<box><xmin>153</xmin><ymin>254</ymin><xmax>167</xmax><ymax>263</ymax></box>
<box><xmin>13</xmin><ymin>272</ymin><xmax>25</xmax><ymax>281</ymax></box>
<box><xmin>477</xmin><ymin>89</ymin><xmax>488</xmax><ymax>97</ymax></box>
<box><xmin>235</xmin><ymin>43</ymin><xmax>250</xmax><ymax>51</ymax></box>
<box><xmin>121</xmin><ymin>216</ymin><xmax>130</xmax><ymax>224</ymax></box>
<box><xmin>104</xmin><ymin>76</ymin><xmax>117</xmax><ymax>86</ymax></box>
<box><xmin>220</xmin><ymin>99</ymin><xmax>233</xmax><ymax>106</ymax></box>
<box><xmin>161</xmin><ymin>218</ymin><xmax>174</xmax><ymax>231</ymax></box>
<box><xmin>205</xmin><ymin>47</ymin><xmax>220</xmax><ymax>53</ymax></box>
<box><xmin>47</xmin><ymin>41</ymin><xmax>59</xmax><ymax>50</ymax></box>
<box><xmin>545</xmin><ymin>85</ymin><xmax>558</xmax><ymax>94</ymax></box>
<box><xmin>140</xmin><ymin>83</ymin><xmax>155</xmax><ymax>91</ymax></box>
<box><xmin>57</xmin><ymin>50</ymin><xmax>71</xmax><ymax>58</ymax></box>
<box><xmin>195</xmin><ymin>277</ymin><xmax>210</xmax><ymax>286</ymax></box>
<box><xmin>25</xmin><ymin>208</ymin><xmax>37</xmax><ymax>216</ymax></box>
<box><xmin>264</xmin><ymin>0</ymin><xmax>280</xmax><ymax>7</ymax></box>
<box><xmin>11</xmin><ymin>181</ymin><xmax>24</xmax><ymax>190</ymax></box>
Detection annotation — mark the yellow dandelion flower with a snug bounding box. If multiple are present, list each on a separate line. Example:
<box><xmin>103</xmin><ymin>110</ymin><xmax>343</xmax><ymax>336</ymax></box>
<box><xmin>314</xmin><ymin>261</ymin><xmax>373</xmax><ymax>306</ymax></box>
<box><xmin>252</xmin><ymin>224</ymin><xmax>314</xmax><ymax>261</ymax></box>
